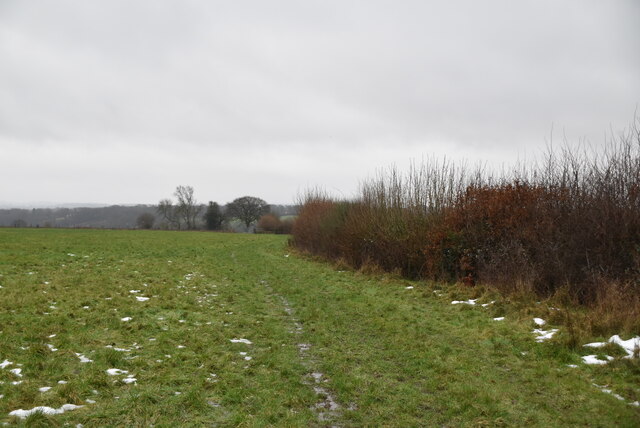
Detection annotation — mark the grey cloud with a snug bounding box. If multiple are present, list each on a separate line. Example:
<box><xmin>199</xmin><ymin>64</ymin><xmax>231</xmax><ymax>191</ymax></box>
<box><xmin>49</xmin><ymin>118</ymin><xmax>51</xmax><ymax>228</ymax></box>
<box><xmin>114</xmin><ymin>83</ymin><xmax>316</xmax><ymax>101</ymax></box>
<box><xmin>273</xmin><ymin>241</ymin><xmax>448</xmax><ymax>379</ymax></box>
<box><xmin>0</xmin><ymin>0</ymin><xmax>638</xmax><ymax>204</ymax></box>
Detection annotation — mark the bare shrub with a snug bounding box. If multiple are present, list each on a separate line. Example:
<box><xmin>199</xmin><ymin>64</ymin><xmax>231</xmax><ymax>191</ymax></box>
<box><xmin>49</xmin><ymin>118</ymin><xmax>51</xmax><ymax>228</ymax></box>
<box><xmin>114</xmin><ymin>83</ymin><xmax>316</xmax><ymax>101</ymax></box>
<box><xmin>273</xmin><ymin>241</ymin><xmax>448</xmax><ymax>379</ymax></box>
<box><xmin>291</xmin><ymin>118</ymin><xmax>640</xmax><ymax>329</ymax></box>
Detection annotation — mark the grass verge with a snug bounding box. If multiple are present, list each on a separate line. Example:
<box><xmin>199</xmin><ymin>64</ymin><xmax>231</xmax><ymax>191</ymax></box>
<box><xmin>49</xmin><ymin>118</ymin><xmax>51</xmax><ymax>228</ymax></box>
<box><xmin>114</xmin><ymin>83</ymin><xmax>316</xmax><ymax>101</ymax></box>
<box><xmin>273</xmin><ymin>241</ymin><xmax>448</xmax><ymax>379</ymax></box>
<box><xmin>0</xmin><ymin>229</ymin><xmax>638</xmax><ymax>426</ymax></box>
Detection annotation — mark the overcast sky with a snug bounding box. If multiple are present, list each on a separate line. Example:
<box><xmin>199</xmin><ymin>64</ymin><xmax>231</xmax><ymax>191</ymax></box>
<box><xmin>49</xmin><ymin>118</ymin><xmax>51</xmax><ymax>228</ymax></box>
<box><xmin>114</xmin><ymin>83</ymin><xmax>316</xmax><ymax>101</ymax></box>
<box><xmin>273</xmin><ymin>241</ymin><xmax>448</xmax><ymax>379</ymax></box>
<box><xmin>1</xmin><ymin>0</ymin><xmax>639</xmax><ymax>206</ymax></box>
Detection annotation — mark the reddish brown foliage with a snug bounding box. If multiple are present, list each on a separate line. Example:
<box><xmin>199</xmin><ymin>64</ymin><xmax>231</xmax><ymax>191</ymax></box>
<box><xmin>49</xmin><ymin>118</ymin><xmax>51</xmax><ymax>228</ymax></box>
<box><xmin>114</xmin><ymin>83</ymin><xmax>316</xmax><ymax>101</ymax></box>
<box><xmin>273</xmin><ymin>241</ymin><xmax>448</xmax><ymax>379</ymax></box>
<box><xmin>291</xmin><ymin>122</ymin><xmax>640</xmax><ymax>325</ymax></box>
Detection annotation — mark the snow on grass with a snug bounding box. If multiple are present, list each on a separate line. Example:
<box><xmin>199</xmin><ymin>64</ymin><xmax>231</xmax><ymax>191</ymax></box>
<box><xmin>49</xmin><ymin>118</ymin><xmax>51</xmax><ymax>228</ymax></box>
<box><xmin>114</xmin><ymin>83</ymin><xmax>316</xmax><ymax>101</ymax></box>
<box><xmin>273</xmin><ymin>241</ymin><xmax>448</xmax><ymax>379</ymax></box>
<box><xmin>129</xmin><ymin>290</ymin><xmax>141</xmax><ymax>293</ymax></box>
<box><xmin>451</xmin><ymin>299</ymin><xmax>477</xmax><ymax>305</ymax></box>
<box><xmin>533</xmin><ymin>318</ymin><xmax>546</xmax><ymax>326</ymax></box>
<box><xmin>9</xmin><ymin>404</ymin><xmax>83</xmax><ymax>419</ymax></box>
<box><xmin>122</xmin><ymin>375</ymin><xmax>137</xmax><ymax>384</ymax></box>
<box><xmin>135</xmin><ymin>296</ymin><xmax>150</xmax><ymax>302</ymax></box>
<box><xmin>593</xmin><ymin>384</ymin><xmax>627</xmax><ymax>402</ymax></box>
<box><xmin>493</xmin><ymin>317</ymin><xmax>505</xmax><ymax>321</ymax></box>
<box><xmin>106</xmin><ymin>368</ymin><xmax>129</xmax><ymax>376</ymax></box>
<box><xmin>105</xmin><ymin>345</ymin><xmax>131</xmax><ymax>352</ymax></box>
<box><xmin>582</xmin><ymin>355</ymin><xmax>614</xmax><ymax>365</ymax></box>
<box><xmin>38</xmin><ymin>386</ymin><xmax>52</xmax><ymax>392</ymax></box>
<box><xmin>121</xmin><ymin>317</ymin><xmax>132</xmax><ymax>322</ymax></box>
<box><xmin>532</xmin><ymin>328</ymin><xmax>559</xmax><ymax>342</ymax></box>
<box><xmin>0</xmin><ymin>359</ymin><xmax>12</xmax><ymax>369</ymax></box>
<box><xmin>9</xmin><ymin>368</ymin><xmax>22</xmax><ymax>377</ymax></box>
<box><xmin>230</xmin><ymin>338</ymin><xmax>252</xmax><ymax>345</ymax></box>
<box><xmin>405</xmin><ymin>286</ymin><xmax>414</xmax><ymax>290</ymax></box>
<box><xmin>584</xmin><ymin>334</ymin><xmax>640</xmax><ymax>359</ymax></box>
<box><xmin>46</xmin><ymin>344</ymin><xmax>58</xmax><ymax>352</ymax></box>
<box><xmin>75</xmin><ymin>353</ymin><xmax>93</xmax><ymax>363</ymax></box>
<box><xmin>607</xmin><ymin>335</ymin><xmax>640</xmax><ymax>358</ymax></box>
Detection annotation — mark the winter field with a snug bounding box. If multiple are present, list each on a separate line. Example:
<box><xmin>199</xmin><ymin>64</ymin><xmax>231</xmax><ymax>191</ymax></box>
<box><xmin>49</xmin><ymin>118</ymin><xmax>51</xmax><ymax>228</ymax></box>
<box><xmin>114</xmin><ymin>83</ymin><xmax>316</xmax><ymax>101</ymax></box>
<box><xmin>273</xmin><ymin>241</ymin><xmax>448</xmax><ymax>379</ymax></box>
<box><xmin>0</xmin><ymin>229</ymin><xmax>638</xmax><ymax>426</ymax></box>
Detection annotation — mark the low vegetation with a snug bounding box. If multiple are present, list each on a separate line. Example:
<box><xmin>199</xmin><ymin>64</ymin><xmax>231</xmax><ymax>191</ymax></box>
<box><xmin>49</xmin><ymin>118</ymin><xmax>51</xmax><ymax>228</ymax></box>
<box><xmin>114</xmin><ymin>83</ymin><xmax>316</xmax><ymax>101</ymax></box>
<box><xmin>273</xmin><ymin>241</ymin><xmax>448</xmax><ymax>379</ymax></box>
<box><xmin>292</xmin><ymin>120</ymin><xmax>640</xmax><ymax>335</ymax></box>
<box><xmin>0</xmin><ymin>229</ymin><xmax>638</xmax><ymax>426</ymax></box>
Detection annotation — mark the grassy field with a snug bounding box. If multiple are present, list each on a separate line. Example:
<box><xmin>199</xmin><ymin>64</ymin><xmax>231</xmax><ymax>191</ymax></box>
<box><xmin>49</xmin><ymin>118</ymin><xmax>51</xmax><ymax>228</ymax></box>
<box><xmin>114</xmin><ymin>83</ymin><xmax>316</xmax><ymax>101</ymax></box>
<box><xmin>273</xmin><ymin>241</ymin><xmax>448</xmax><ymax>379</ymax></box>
<box><xmin>0</xmin><ymin>229</ymin><xmax>638</xmax><ymax>427</ymax></box>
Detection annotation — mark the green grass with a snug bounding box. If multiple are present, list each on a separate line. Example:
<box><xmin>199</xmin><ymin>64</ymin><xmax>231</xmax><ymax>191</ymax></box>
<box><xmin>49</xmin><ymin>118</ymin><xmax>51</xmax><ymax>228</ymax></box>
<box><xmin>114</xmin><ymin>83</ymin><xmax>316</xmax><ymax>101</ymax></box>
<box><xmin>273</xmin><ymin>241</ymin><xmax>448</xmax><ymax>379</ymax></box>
<box><xmin>0</xmin><ymin>228</ymin><xmax>638</xmax><ymax>427</ymax></box>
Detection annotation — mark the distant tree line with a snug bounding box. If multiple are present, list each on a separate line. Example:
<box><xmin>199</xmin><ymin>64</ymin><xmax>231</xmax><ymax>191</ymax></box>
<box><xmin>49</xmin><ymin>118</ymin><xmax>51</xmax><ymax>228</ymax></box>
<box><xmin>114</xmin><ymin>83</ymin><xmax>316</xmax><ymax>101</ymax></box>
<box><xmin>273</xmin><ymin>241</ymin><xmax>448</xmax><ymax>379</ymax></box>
<box><xmin>0</xmin><ymin>186</ymin><xmax>297</xmax><ymax>232</ymax></box>
<box><xmin>153</xmin><ymin>185</ymin><xmax>292</xmax><ymax>233</ymax></box>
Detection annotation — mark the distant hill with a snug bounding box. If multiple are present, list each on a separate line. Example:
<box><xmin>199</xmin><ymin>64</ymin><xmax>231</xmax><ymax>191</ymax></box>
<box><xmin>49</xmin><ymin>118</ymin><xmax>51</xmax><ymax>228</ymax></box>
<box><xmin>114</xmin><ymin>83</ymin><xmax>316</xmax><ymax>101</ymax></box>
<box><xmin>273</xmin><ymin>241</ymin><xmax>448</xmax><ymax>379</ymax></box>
<box><xmin>0</xmin><ymin>205</ymin><xmax>156</xmax><ymax>229</ymax></box>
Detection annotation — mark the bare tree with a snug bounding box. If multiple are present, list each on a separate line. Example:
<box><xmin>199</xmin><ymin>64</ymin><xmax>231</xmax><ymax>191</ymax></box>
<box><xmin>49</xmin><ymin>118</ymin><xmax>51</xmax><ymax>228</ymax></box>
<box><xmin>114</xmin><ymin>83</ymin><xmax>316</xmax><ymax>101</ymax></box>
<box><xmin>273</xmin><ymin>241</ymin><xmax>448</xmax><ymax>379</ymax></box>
<box><xmin>226</xmin><ymin>196</ymin><xmax>270</xmax><ymax>229</ymax></box>
<box><xmin>157</xmin><ymin>198</ymin><xmax>181</xmax><ymax>229</ymax></box>
<box><xmin>174</xmin><ymin>185</ymin><xmax>201</xmax><ymax>230</ymax></box>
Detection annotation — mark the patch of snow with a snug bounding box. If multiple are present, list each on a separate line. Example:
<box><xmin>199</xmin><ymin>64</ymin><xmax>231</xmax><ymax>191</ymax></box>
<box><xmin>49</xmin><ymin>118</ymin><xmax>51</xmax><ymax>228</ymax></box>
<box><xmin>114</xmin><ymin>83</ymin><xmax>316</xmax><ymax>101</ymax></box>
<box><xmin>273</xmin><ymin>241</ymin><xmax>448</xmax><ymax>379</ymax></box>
<box><xmin>532</xmin><ymin>328</ymin><xmax>558</xmax><ymax>342</ymax></box>
<box><xmin>105</xmin><ymin>345</ymin><xmax>131</xmax><ymax>352</ymax></box>
<box><xmin>129</xmin><ymin>290</ymin><xmax>141</xmax><ymax>293</ymax></box>
<box><xmin>106</xmin><ymin>368</ymin><xmax>128</xmax><ymax>376</ymax></box>
<box><xmin>75</xmin><ymin>353</ymin><xmax>93</xmax><ymax>363</ymax></box>
<box><xmin>405</xmin><ymin>286</ymin><xmax>414</xmax><ymax>290</ymax></box>
<box><xmin>566</xmin><ymin>364</ymin><xmax>578</xmax><ymax>368</ymax></box>
<box><xmin>9</xmin><ymin>368</ymin><xmax>22</xmax><ymax>377</ymax></box>
<box><xmin>85</xmin><ymin>399</ymin><xmax>96</xmax><ymax>404</ymax></box>
<box><xmin>57</xmin><ymin>380</ymin><xmax>67</xmax><ymax>384</ymax></box>
<box><xmin>481</xmin><ymin>301</ymin><xmax>495</xmax><ymax>307</ymax></box>
<box><xmin>608</xmin><ymin>334</ymin><xmax>640</xmax><ymax>358</ymax></box>
<box><xmin>451</xmin><ymin>299</ymin><xmax>477</xmax><ymax>305</ymax></box>
<box><xmin>533</xmin><ymin>318</ymin><xmax>546</xmax><ymax>326</ymax></box>
<box><xmin>46</xmin><ymin>344</ymin><xmax>58</xmax><ymax>352</ymax></box>
<box><xmin>38</xmin><ymin>387</ymin><xmax>52</xmax><ymax>392</ymax></box>
<box><xmin>230</xmin><ymin>338</ymin><xmax>252</xmax><ymax>345</ymax></box>
<box><xmin>122</xmin><ymin>376</ymin><xmax>137</xmax><ymax>384</ymax></box>
<box><xmin>135</xmin><ymin>296</ymin><xmax>149</xmax><ymax>302</ymax></box>
<box><xmin>121</xmin><ymin>317</ymin><xmax>132</xmax><ymax>322</ymax></box>
<box><xmin>493</xmin><ymin>317</ymin><xmax>505</xmax><ymax>321</ymax></box>
<box><xmin>582</xmin><ymin>355</ymin><xmax>614</xmax><ymax>365</ymax></box>
<box><xmin>67</xmin><ymin>253</ymin><xmax>76</xmax><ymax>257</ymax></box>
<box><xmin>48</xmin><ymin>334</ymin><xmax>56</xmax><ymax>338</ymax></box>
<box><xmin>0</xmin><ymin>360</ymin><xmax>12</xmax><ymax>369</ymax></box>
<box><xmin>583</xmin><ymin>335</ymin><xmax>640</xmax><ymax>359</ymax></box>
<box><xmin>177</xmin><ymin>345</ymin><xmax>185</xmax><ymax>349</ymax></box>
<box><xmin>9</xmin><ymin>404</ymin><xmax>83</xmax><ymax>419</ymax></box>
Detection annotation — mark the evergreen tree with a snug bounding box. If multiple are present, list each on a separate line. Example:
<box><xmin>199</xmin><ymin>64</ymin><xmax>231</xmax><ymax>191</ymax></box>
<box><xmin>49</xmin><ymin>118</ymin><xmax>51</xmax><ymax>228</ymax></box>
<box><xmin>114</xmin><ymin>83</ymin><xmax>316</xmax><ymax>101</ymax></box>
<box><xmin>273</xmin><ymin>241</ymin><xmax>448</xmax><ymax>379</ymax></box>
<box><xmin>204</xmin><ymin>201</ymin><xmax>224</xmax><ymax>230</ymax></box>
